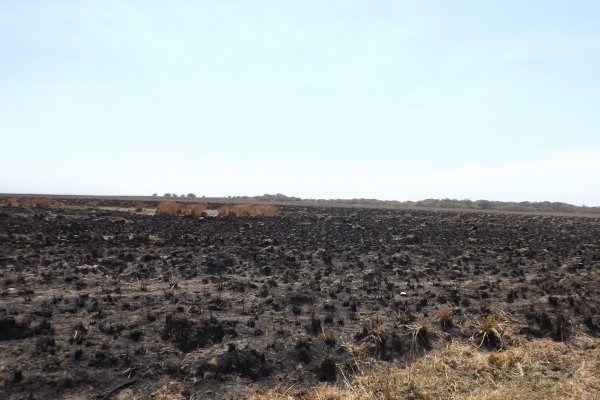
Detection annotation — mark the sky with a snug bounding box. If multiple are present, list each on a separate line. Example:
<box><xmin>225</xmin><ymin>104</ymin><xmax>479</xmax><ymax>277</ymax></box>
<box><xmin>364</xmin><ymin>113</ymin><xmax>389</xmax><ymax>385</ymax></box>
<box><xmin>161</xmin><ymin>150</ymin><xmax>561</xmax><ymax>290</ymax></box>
<box><xmin>1</xmin><ymin>1</ymin><xmax>599</xmax><ymax>205</ymax></box>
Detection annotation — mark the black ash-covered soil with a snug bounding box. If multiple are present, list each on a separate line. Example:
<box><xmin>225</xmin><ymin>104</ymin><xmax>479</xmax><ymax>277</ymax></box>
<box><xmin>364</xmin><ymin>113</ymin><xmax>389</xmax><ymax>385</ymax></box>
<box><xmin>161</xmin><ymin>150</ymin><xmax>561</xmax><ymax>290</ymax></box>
<box><xmin>0</xmin><ymin>204</ymin><xmax>598</xmax><ymax>399</ymax></box>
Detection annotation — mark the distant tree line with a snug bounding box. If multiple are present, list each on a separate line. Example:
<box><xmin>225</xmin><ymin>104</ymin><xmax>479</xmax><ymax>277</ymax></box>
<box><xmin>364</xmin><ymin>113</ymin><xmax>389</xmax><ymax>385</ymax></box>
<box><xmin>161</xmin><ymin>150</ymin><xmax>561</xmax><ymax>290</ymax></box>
<box><xmin>149</xmin><ymin>192</ymin><xmax>600</xmax><ymax>214</ymax></box>
<box><xmin>301</xmin><ymin>197</ymin><xmax>600</xmax><ymax>214</ymax></box>
<box><xmin>252</xmin><ymin>193</ymin><xmax>302</xmax><ymax>201</ymax></box>
<box><xmin>158</xmin><ymin>193</ymin><xmax>198</xmax><ymax>198</ymax></box>
<box><xmin>255</xmin><ymin>195</ymin><xmax>600</xmax><ymax>214</ymax></box>
<box><xmin>403</xmin><ymin>198</ymin><xmax>600</xmax><ymax>214</ymax></box>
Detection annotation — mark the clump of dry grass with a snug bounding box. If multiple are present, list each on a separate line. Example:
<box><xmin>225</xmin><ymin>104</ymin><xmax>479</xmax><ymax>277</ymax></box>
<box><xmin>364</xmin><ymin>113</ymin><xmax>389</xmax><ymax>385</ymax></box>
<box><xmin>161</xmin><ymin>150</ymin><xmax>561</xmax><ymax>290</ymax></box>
<box><xmin>354</xmin><ymin>336</ymin><xmax>599</xmax><ymax>400</ymax></box>
<box><xmin>303</xmin><ymin>385</ymin><xmax>347</xmax><ymax>400</ymax></box>
<box><xmin>487</xmin><ymin>349</ymin><xmax>518</xmax><ymax>369</ymax></box>
<box><xmin>250</xmin><ymin>385</ymin><xmax>347</xmax><ymax>400</ymax></box>
<box><xmin>218</xmin><ymin>204</ymin><xmax>250</xmax><ymax>216</ymax></box>
<box><xmin>368</xmin><ymin>321</ymin><xmax>386</xmax><ymax>345</ymax></box>
<box><xmin>437</xmin><ymin>307</ymin><xmax>454</xmax><ymax>329</ymax></box>
<box><xmin>17</xmin><ymin>197</ymin><xmax>30</xmax><ymax>207</ymax></box>
<box><xmin>322</xmin><ymin>329</ymin><xmax>337</xmax><ymax>347</ymax></box>
<box><xmin>251</xmin><ymin>204</ymin><xmax>278</xmax><ymax>216</ymax></box>
<box><xmin>409</xmin><ymin>318</ymin><xmax>432</xmax><ymax>352</ymax></box>
<box><xmin>155</xmin><ymin>201</ymin><xmax>181</xmax><ymax>216</ymax></box>
<box><xmin>134</xmin><ymin>202</ymin><xmax>144</xmax><ymax>213</ymax></box>
<box><xmin>250</xmin><ymin>389</ymin><xmax>294</xmax><ymax>400</ymax></box>
<box><xmin>151</xmin><ymin>380</ymin><xmax>186</xmax><ymax>400</ymax></box>
<box><xmin>246</xmin><ymin>335</ymin><xmax>600</xmax><ymax>400</ymax></box>
<box><xmin>395</xmin><ymin>309</ymin><xmax>415</xmax><ymax>324</ymax></box>
<box><xmin>7</xmin><ymin>197</ymin><xmax>59</xmax><ymax>209</ymax></box>
<box><xmin>10</xmin><ymin>197</ymin><xmax>58</xmax><ymax>209</ymax></box>
<box><xmin>474</xmin><ymin>315</ymin><xmax>504</xmax><ymax>349</ymax></box>
<box><xmin>180</xmin><ymin>203</ymin><xmax>207</xmax><ymax>217</ymax></box>
<box><xmin>218</xmin><ymin>204</ymin><xmax>278</xmax><ymax>217</ymax></box>
<box><xmin>33</xmin><ymin>198</ymin><xmax>54</xmax><ymax>209</ymax></box>
<box><xmin>218</xmin><ymin>204</ymin><xmax>240</xmax><ymax>216</ymax></box>
<box><xmin>153</xmin><ymin>202</ymin><xmax>207</xmax><ymax>217</ymax></box>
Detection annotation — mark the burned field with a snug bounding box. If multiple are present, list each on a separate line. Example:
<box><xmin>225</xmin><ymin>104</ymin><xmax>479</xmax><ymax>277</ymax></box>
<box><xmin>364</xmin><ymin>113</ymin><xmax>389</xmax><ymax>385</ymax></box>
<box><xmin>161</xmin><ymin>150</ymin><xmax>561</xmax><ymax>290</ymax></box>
<box><xmin>0</xmin><ymin>203</ymin><xmax>599</xmax><ymax>399</ymax></box>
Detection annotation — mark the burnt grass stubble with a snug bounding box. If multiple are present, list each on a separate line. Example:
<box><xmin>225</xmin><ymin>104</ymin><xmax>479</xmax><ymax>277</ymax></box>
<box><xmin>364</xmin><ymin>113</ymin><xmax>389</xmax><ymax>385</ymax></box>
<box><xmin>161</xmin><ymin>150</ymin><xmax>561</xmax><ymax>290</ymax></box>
<box><xmin>0</xmin><ymin>201</ymin><xmax>599</xmax><ymax>399</ymax></box>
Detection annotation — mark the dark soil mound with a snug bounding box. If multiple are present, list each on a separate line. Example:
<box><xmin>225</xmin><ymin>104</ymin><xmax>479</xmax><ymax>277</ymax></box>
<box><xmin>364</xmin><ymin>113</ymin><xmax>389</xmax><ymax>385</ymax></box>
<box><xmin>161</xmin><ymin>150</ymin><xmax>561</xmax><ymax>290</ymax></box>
<box><xmin>162</xmin><ymin>315</ymin><xmax>225</xmax><ymax>352</ymax></box>
<box><xmin>199</xmin><ymin>348</ymin><xmax>270</xmax><ymax>381</ymax></box>
<box><xmin>0</xmin><ymin>318</ymin><xmax>32</xmax><ymax>341</ymax></box>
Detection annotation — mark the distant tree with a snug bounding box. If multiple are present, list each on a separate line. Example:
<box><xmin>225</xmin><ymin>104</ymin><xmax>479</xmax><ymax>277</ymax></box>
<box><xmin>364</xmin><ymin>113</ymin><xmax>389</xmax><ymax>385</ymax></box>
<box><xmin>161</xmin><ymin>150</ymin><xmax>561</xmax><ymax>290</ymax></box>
<box><xmin>152</xmin><ymin>193</ymin><xmax>157</xmax><ymax>197</ymax></box>
<box><xmin>164</xmin><ymin>193</ymin><xmax>172</xmax><ymax>197</ymax></box>
<box><xmin>253</xmin><ymin>193</ymin><xmax>301</xmax><ymax>202</ymax></box>
<box><xmin>475</xmin><ymin>200</ymin><xmax>492</xmax><ymax>209</ymax></box>
<box><xmin>187</xmin><ymin>193</ymin><xmax>196</xmax><ymax>198</ymax></box>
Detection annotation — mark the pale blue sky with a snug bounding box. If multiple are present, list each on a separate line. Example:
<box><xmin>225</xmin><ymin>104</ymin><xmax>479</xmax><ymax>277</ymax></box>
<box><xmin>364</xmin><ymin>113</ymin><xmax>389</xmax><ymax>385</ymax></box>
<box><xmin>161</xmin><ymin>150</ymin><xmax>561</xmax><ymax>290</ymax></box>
<box><xmin>1</xmin><ymin>1</ymin><xmax>599</xmax><ymax>205</ymax></box>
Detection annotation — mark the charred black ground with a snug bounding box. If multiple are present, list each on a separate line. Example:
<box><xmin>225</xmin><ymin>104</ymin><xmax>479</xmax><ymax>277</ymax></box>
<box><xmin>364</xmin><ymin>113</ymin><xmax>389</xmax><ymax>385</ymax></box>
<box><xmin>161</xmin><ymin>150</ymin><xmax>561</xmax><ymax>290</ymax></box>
<box><xmin>0</xmin><ymin>202</ymin><xmax>598</xmax><ymax>399</ymax></box>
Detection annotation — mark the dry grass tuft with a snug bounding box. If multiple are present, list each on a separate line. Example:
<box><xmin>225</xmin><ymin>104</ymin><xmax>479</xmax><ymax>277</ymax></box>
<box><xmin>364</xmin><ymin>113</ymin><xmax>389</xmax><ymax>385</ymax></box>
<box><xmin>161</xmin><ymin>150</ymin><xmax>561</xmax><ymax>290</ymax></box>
<box><xmin>155</xmin><ymin>201</ymin><xmax>181</xmax><ymax>216</ymax></box>
<box><xmin>17</xmin><ymin>197</ymin><xmax>30</xmax><ymax>207</ymax></box>
<box><xmin>180</xmin><ymin>203</ymin><xmax>207</xmax><ymax>217</ymax></box>
<box><xmin>409</xmin><ymin>318</ymin><xmax>432</xmax><ymax>351</ymax></box>
<box><xmin>218</xmin><ymin>204</ymin><xmax>251</xmax><ymax>216</ymax></box>
<box><xmin>249</xmin><ymin>384</ymin><xmax>346</xmax><ymax>400</ymax></box>
<box><xmin>33</xmin><ymin>198</ymin><xmax>54</xmax><ymax>208</ymax></box>
<box><xmin>134</xmin><ymin>202</ymin><xmax>144</xmax><ymax>213</ymax></box>
<box><xmin>474</xmin><ymin>315</ymin><xmax>504</xmax><ymax>349</ymax></box>
<box><xmin>302</xmin><ymin>384</ymin><xmax>347</xmax><ymax>400</ymax></box>
<box><xmin>487</xmin><ymin>350</ymin><xmax>518</xmax><ymax>369</ymax></box>
<box><xmin>6</xmin><ymin>197</ymin><xmax>59</xmax><ymax>209</ymax></box>
<box><xmin>322</xmin><ymin>330</ymin><xmax>337</xmax><ymax>347</ymax></box>
<box><xmin>6</xmin><ymin>197</ymin><xmax>18</xmax><ymax>207</ymax></box>
<box><xmin>218</xmin><ymin>204</ymin><xmax>240</xmax><ymax>216</ymax></box>
<box><xmin>437</xmin><ymin>307</ymin><xmax>454</xmax><ymax>329</ymax></box>
<box><xmin>250</xmin><ymin>389</ymin><xmax>294</xmax><ymax>400</ymax></box>
<box><xmin>9</xmin><ymin>197</ymin><xmax>59</xmax><ymax>209</ymax></box>
<box><xmin>151</xmin><ymin>380</ymin><xmax>186</xmax><ymax>400</ymax></box>
<box><xmin>359</xmin><ymin>337</ymin><xmax>598</xmax><ymax>400</ymax></box>
<box><xmin>218</xmin><ymin>204</ymin><xmax>278</xmax><ymax>217</ymax></box>
<box><xmin>251</xmin><ymin>204</ymin><xmax>279</xmax><ymax>216</ymax></box>
<box><xmin>247</xmin><ymin>335</ymin><xmax>600</xmax><ymax>400</ymax></box>
<box><xmin>368</xmin><ymin>321</ymin><xmax>386</xmax><ymax>345</ymax></box>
